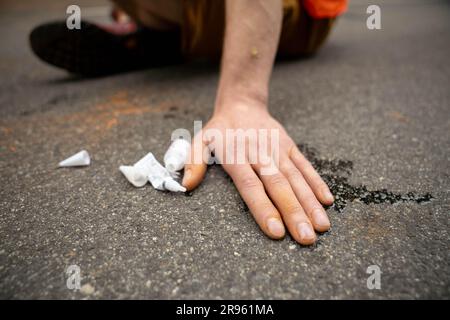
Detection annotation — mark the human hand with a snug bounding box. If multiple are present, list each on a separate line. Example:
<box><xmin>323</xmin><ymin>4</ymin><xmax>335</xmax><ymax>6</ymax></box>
<box><xmin>182</xmin><ymin>101</ymin><xmax>334</xmax><ymax>245</ymax></box>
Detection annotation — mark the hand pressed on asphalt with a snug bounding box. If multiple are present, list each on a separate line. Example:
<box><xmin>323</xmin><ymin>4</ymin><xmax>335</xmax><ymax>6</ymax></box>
<box><xmin>182</xmin><ymin>103</ymin><xmax>334</xmax><ymax>245</ymax></box>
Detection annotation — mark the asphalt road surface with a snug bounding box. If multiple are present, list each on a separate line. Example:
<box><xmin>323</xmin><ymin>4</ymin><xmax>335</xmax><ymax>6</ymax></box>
<box><xmin>0</xmin><ymin>0</ymin><xmax>449</xmax><ymax>299</ymax></box>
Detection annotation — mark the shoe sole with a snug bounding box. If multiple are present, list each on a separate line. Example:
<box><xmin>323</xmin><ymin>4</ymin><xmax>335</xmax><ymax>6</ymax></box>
<box><xmin>29</xmin><ymin>21</ymin><xmax>142</xmax><ymax>77</ymax></box>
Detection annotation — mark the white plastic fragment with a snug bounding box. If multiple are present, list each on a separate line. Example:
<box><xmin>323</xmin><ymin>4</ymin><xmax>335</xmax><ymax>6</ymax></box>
<box><xmin>164</xmin><ymin>138</ymin><xmax>190</xmax><ymax>173</ymax></box>
<box><xmin>148</xmin><ymin>174</ymin><xmax>165</xmax><ymax>191</ymax></box>
<box><xmin>120</xmin><ymin>152</ymin><xmax>186</xmax><ymax>192</ymax></box>
<box><xmin>148</xmin><ymin>174</ymin><xmax>186</xmax><ymax>193</ymax></box>
<box><xmin>135</xmin><ymin>152</ymin><xmax>165</xmax><ymax>178</ymax></box>
<box><xmin>119</xmin><ymin>152</ymin><xmax>157</xmax><ymax>188</ymax></box>
<box><xmin>58</xmin><ymin>150</ymin><xmax>90</xmax><ymax>167</ymax></box>
<box><xmin>162</xmin><ymin>177</ymin><xmax>186</xmax><ymax>192</ymax></box>
<box><xmin>144</xmin><ymin>152</ymin><xmax>186</xmax><ymax>192</ymax></box>
<box><xmin>119</xmin><ymin>165</ymin><xmax>147</xmax><ymax>187</ymax></box>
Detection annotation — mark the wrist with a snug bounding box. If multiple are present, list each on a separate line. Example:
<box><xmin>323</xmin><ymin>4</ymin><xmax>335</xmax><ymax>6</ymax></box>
<box><xmin>213</xmin><ymin>86</ymin><xmax>269</xmax><ymax>116</ymax></box>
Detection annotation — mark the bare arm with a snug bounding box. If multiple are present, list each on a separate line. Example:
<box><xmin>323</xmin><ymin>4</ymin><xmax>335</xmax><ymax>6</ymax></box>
<box><xmin>214</xmin><ymin>0</ymin><xmax>282</xmax><ymax>111</ymax></box>
<box><xmin>183</xmin><ymin>0</ymin><xmax>334</xmax><ymax>245</ymax></box>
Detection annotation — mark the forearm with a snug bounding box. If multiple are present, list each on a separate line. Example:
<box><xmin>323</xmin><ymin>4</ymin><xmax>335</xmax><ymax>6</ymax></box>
<box><xmin>214</xmin><ymin>0</ymin><xmax>283</xmax><ymax>113</ymax></box>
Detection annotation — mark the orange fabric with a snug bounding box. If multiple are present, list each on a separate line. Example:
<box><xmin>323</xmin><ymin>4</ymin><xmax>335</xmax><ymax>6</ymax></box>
<box><xmin>303</xmin><ymin>0</ymin><xmax>348</xmax><ymax>19</ymax></box>
<box><xmin>113</xmin><ymin>0</ymin><xmax>341</xmax><ymax>58</ymax></box>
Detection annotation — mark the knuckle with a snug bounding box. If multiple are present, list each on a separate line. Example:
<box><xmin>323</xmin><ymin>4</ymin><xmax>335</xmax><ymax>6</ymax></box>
<box><xmin>291</xmin><ymin>149</ymin><xmax>306</xmax><ymax>163</ymax></box>
<box><xmin>237</xmin><ymin>174</ymin><xmax>262</xmax><ymax>190</ymax></box>
<box><xmin>283</xmin><ymin>202</ymin><xmax>303</xmax><ymax>216</ymax></box>
<box><xmin>313</xmin><ymin>177</ymin><xmax>328</xmax><ymax>188</ymax></box>
<box><xmin>283</xmin><ymin>166</ymin><xmax>301</xmax><ymax>179</ymax></box>
<box><xmin>300</xmin><ymin>160</ymin><xmax>315</xmax><ymax>172</ymax></box>
<box><xmin>304</xmin><ymin>195</ymin><xmax>320</xmax><ymax>207</ymax></box>
<box><xmin>308</xmin><ymin>205</ymin><xmax>324</xmax><ymax>215</ymax></box>
<box><xmin>253</xmin><ymin>201</ymin><xmax>275</xmax><ymax>215</ymax></box>
<box><xmin>267</xmin><ymin>173</ymin><xmax>289</xmax><ymax>187</ymax></box>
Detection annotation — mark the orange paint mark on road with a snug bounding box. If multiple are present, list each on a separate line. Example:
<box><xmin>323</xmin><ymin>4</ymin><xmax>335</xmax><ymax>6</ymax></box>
<box><xmin>106</xmin><ymin>118</ymin><xmax>118</xmax><ymax>129</ymax></box>
<box><xmin>56</xmin><ymin>90</ymin><xmax>175</xmax><ymax>134</ymax></box>
<box><xmin>387</xmin><ymin>111</ymin><xmax>410</xmax><ymax>124</ymax></box>
<box><xmin>0</xmin><ymin>90</ymin><xmax>183</xmax><ymax>153</ymax></box>
<box><xmin>1</xmin><ymin>127</ymin><xmax>12</xmax><ymax>135</ymax></box>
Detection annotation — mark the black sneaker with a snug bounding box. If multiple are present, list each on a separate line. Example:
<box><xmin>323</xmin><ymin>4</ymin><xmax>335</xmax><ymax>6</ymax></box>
<box><xmin>29</xmin><ymin>21</ymin><xmax>182</xmax><ymax>77</ymax></box>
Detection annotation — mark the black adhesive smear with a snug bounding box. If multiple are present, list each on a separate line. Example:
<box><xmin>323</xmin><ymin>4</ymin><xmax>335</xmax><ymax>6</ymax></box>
<box><xmin>297</xmin><ymin>144</ymin><xmax>433</xmax><ymax>212</ymax></box>
<box><xmin>183</xmin><ymin>144</ymin><xmax>433</xmax><ymax>213</ymax></box>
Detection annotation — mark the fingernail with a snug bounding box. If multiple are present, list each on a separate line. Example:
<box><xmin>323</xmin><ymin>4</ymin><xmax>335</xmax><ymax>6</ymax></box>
<box><xmin>323</xmin><ymin>188</ymin><xmax>334</xmax><ymax>203</ymax></box>
<box><xmin>297</xmin><ymin>222</ymin><xmax>315</xmax><ymax>243</ymax></box>
<box><xmin>182</xmin><ymin>169</ymin><xmax>191</xmax><ymax>185</ymax></box>
<box><xmin>267</xmin><ymin>218</ymin><xmax>285</xmax><ymax>238</ymax></box>
<box><xmin>312</xmin><ymin>209</ymin><xmax>330</xmax><ymax>230</ymax></box>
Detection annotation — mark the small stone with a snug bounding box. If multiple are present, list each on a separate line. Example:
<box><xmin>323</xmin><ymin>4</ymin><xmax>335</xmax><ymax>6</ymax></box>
<box><xmin>289</xmin><ymin>245</ymin><xmax>296</xmax><ymax>250</ymax></box>
<box><xmin>80</xmin><ymin>283</ymin><xmax>95</xmax><ymax>295</ymax></box>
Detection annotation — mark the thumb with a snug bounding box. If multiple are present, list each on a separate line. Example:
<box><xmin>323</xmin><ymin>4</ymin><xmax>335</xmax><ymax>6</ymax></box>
<box><xmin>182</xmin><ymin>133</ymin><xmax>208</xmax><ymax>191</ymax></box>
